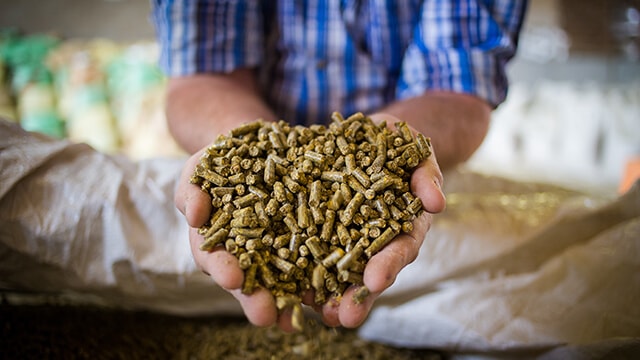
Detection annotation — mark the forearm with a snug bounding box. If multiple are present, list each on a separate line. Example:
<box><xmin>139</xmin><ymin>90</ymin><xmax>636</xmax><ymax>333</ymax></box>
<box><xmin>372</xmin><ymin>91</ymin><xmax>491</xmax><ymax>170</ymax></box>
<box><xmin>165</xmin><ymin>69</ymin><xmax>277</xmax><ymax>154</ymax></box>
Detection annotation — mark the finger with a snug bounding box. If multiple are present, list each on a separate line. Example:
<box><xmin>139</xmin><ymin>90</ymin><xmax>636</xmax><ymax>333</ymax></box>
<box><xmin>276</xmin><ymin>308</ymin><xmax>298</xmax><ymax>333</ymax></box>
<box><xmin>175</xmin><ymin>150</ymin><xmax>212</xmax><ymax>227</ymax></box>
<box><xmin>192</xmin><ymin>227</ymin><xmax>279</xmax><ymax>329</ymax></box>
<box><xmin>189</xmin><ymin>228</ymin><xmax>244</xmax><ymax>290</ymax></box>
<box><xmin>229</xmin><ymin>287</ymin><xmax>278</xmax><ymax>327</ymax></box>
<box><xmin>363</xmin><ymin>211</ymin><xmax>432</xmax><ymax>293</ymax></box>
<box><xmin>411</xmin><ymin>151</ymin><xmax>446</xmax><ymax>214</ymax></box>
<box><xmin>320</xmin><ymin>295</ymin><xmax>342</xmax><ymax>327</ymax></box>
<box><xmin>301</xmin><ymin>290</ymin><xmax>322</xmax><ymax>313</ymax></box>
<box><xmin>338</xmin><ymin>285</ymin><xmax>378</xmax><ymax>328</ymax></box>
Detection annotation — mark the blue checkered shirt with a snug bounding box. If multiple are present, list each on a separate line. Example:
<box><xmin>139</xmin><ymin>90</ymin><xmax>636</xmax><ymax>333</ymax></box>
<box><xmin>152</xmin><ymin>0</ymin><xmax>526</xmax><ymax>126</ymax></box>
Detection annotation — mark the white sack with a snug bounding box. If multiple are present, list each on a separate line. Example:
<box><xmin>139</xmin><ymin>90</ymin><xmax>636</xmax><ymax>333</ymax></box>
<box><xmin>360</xmin><ymin>178</ymin><xmax>640</xmax><ymax>351</ymax></box>
<box><xmin>0</xmin><ymin>120</ymin><xmax>239</xmax><ymax>315</ymax></box>
<box><xmin>1</xmin><ymin>119</ymin><xmax>638</xmax><ymax>352</ymax></box>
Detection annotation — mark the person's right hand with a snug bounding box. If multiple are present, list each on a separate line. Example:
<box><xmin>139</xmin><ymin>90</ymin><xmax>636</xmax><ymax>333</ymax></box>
<box><xmin>175</xmin><ymin>147</ymin><xmax>304</xmax><ymax>332</ymax></box>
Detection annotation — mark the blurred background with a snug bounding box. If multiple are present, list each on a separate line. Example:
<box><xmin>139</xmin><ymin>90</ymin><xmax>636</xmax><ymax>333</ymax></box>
<box><xmin>1</xmin><ymin>0</ymin><xmax>639</xmax><ymax>193</ymax></box>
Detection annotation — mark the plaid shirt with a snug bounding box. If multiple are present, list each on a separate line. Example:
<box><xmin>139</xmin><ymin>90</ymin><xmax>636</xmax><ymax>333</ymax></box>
<box><xmin>152</xmin><ymin>0</ymin><xmax>526</xmax><ymax>126</ymax></box>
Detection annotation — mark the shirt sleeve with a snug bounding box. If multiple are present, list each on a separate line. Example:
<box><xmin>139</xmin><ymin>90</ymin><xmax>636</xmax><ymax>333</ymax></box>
<box><xmin>396</xmin><ymin>0</ymin><xmax>527</xmax><ymax>108</ymax></box>
<box><xmin>151</xmin><ymin>0</ymin><xmax>265</xmax><ymax>77</ymax></box>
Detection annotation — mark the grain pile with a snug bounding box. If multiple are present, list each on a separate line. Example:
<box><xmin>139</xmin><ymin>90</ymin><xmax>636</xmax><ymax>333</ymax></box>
<box><xmin>1</xmin><ymin>302</ymin><xmax>443</xmax><ymax>359</ymax></box>
<box><xmin>191</xmin><ymin>112</ymin><xmax>431</xmax><ymax>329</ymax></box>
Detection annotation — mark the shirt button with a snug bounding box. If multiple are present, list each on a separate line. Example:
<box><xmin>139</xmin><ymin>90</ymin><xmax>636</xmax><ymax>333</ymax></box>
<box><xmin>316</xmin><ymin>59</ymin><xmax>327</xmax><ymax>69</ymax></box>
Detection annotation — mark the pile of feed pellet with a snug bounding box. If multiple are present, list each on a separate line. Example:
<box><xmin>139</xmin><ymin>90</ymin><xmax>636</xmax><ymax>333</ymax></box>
<box><xmin>1</xmin><ymin>302</ymin><xmax>444</xmax><ymax>360</ymax></box>
<box><xmin>191</xmin><ymin>112</ymin><xmax>431</xmax><ymax>329</ymax></box>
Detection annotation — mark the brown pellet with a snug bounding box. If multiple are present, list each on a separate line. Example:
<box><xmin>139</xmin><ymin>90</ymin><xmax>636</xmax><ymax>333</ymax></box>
<box><xmin>192</xmin><ymin>111</ymin><xmax>430</xmax><ymax>330</ymax></box>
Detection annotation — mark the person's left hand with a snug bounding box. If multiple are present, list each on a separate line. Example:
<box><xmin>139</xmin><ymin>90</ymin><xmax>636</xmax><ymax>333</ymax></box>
<box><xmin>309</xmin><ymin>113</ymin><xmax>446</xmax><ymax>328</ymax></box>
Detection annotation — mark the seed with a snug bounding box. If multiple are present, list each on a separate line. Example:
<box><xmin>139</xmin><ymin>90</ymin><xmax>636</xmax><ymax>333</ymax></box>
<box><xmin>336</xmin><ymin>136</ymin><xmax>351</xmax><ymax>155</ymax></box>
<box><xmin>336</xmin><ymin>245</ymin><xmax>363</xmax><ymax>272</ymax></box>
<box><xmin>283</xmin><ymin>175</ymin><xmax>301</xmax><ymax>193</ymax></box>
<box><xmin>320</xmin><ymin>210</ymin><xmax>336</xmax><ymax>241</ymax></box>
<box><xmin>248</xmin><ymin>185</ymin><xmax>269</xmax><ymax>200</ymax></box>
<box><xmin>365</xmin><ymin>227</ymin><xmax>398</xmax><ymax>258</ymax></box>
<box><xmin>309</xmin><ymin>180</ymin><xmax>322</xmax><ymax>207</ymax></box>
<box><xmin>371</xmin><ymin>176</ymin><xmax>397</xmax><ymax>193</ymax></box>
<box><xmin>340</xmin><ymin>183</ymin><xmax>352</xmax><ymax>204</ymax></box>
<box><xmin>295</xmin><ymin>256</ymin><xmax>309</xmax><ymax>269</ymax></box>
<box><xmin>225</xmin><ymin>238</ymin><xmax>239</xmax><ymax>254</ymax></box>
<box><xmin>311</xmin><ymin>264</ymin><xmax>327</xmax><ymax>292</ymax></box>
<box><xmin>265</xmin><ymin>198</ymin><xmax>279</xmax><ymax>216</ymax></box>
<box><xmin>200</xmin><ymin>228</ymin><xmax>229</xmax><ymax>251</ymax></box>
<box><xmin>305</xmin><ymin>236</ymin><xmax>326</xmax><ymax>260</ymax></box>
<box><xmin>321</xmin><ymin>171</ymin><xmax>345</xmax><ymax>183</ymax></box>
<box><xmin>242</xmin><ymin>263</ymin><xmax>258</xmax><ymax>294</ymax></box>
<box><xmin>297</xmin><ymin>192</ymin><xmax>312</xmax><ymax>229</ymax></box>
<box><xmin>396</xmin><ymin>121</ymin><xmax>413</xmax><ymax>144</ymax></box>
<box><xmin>353</xmin><ymin>285</ymin><xmax>370</xmax><ymax>305</ymax></box>
<box><xmin>234</xmin><ymin>227</ymin><xmax>266</xmax><ymax>238</ymax></box>
<box><xmin>326</xmin><ymin>189</ymin><xmax>345</xmax><ymax>211</ymax></box>
<box><xmin>264</xmin><ymin>157</ymin><xmax>276</xmax><ymax>185</ymax></box>
<box><xmin>416</xmin><ymin>133</ymin><xmax>432</xmax><ymax>159</ymax></box>
<box><xmin>273</xmin><ymin>182</ymin><xmax>287</xmax><ymax>202</ymax></box>
<box><xmin>254</xmin><ymin>201</ymin><xmax>270</xmax><ymax>227</ymax></box>
<box><xmin>205</xmin><ymin>211</ymin><xmax>231</xmax><ymax>236</ymax></box>
<box><xmin>277</xmin><ymin>247</ymin><xmax>291</xmax><ymax>260</ymax></box>
<box><xmin>351</xmin><ymin>167</ymin><xmax>371</xmax><ymax>188</ymax></box>
<box><xmin>310</xmin><ymin>205</ymin><xmax>325</xmax><ymax>225</ymax></box>
<box><xmin>273</xmin><ymin>234</ymin><xmax>291</xmax><ymax>249</ymax></box>
<box><xmin>346</xmin><ymin>174</ymin><xmax>366</xmax><ymax>194</ymax></box>
<box><xmin>254</xmin><ymin>251</ymin><xmax>277</xmax><ymax>289</ymax></box>
<box><xmin>288</xmin><ymin>233</ymin><xmax>304</xmax><ymax>259</ymax></box>
<box><xmin>238</xmin><ymin>252</ymin><xmax>252</xmax><ymax>270</ymax></box>
<box><xmin>325</xmin><ymin>272</ymin><xmax>339</xmax><ymax>292</ymax></box>
<box><xmin>246</xmin><ymin>238</ymin><xmax>264</xmax><ymax>251</ymax></box>
<box><xmin>194</xmin><ymin>166</ymin><xmax>228</xmax><ymax>187</ymax></box>
<box><xmin>406</xmin><ymin>197</ymin><xmax>423</xmax><ymax>215</ymax></box>
<box><xmin>228</xmin><ymin>173</ymin><xmax>245</xmax><ymax>185</ymax></box>
<box><xmin>271</xmin><ymin>256</ymin><xmax>296</xmax><ymax>276</ymax></box>
<box><xmin>283</xmin><ymin>212</ymin><xmax>301</xmax><ymax>234</ymax></box>
<box><xmin>233</xmin><ymin>193</ymin><xmax>260</xmax><ymax>208</ymax></box>
<box><xmin>402</xmin><ymin>221</ymin><xmax>414</xmax><ymax>233</ymax></box>
<box><xmin>337</xmin><ymin>270</ymin><xmax>363</xmax><ymax>284</ymax></box>
<box><xmin>340</xmin><ymin>192</ymin><xmax>365</xmax><ymax>226</ymax></box>
<box><xmin>192</xmin><ymin>111</ymin><xmax>430</xmax><ymax>327</ymax></box>
<box><xmin>345</xmin><ymin>153</ymin><xmax>357</xmax><ymax>174</ymax></box>
<box><xmin>321</xmin><ymin>248</ymin><xmax>345</xmax><ymax>268</ymax></box>
<box><xmin>304</xmin><ymin>150</ymin><xmax>325</xmax><ymax>165</ymax></box>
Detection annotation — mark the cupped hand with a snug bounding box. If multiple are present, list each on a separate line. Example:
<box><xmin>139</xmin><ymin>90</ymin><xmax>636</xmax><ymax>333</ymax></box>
<box><xmin>313</xmin><ymin>113</ymin><xmax>446</xmax><ymax>328</ymax></box>
<box><xmin>175</xmin><ymin>114</ymin><xmax>446</xmax><ymax>331</ymax></box>
<box><xmin>175</xmin><ymin>148</ymin><xmax>301</xmax><ymax>332</ymax></box>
